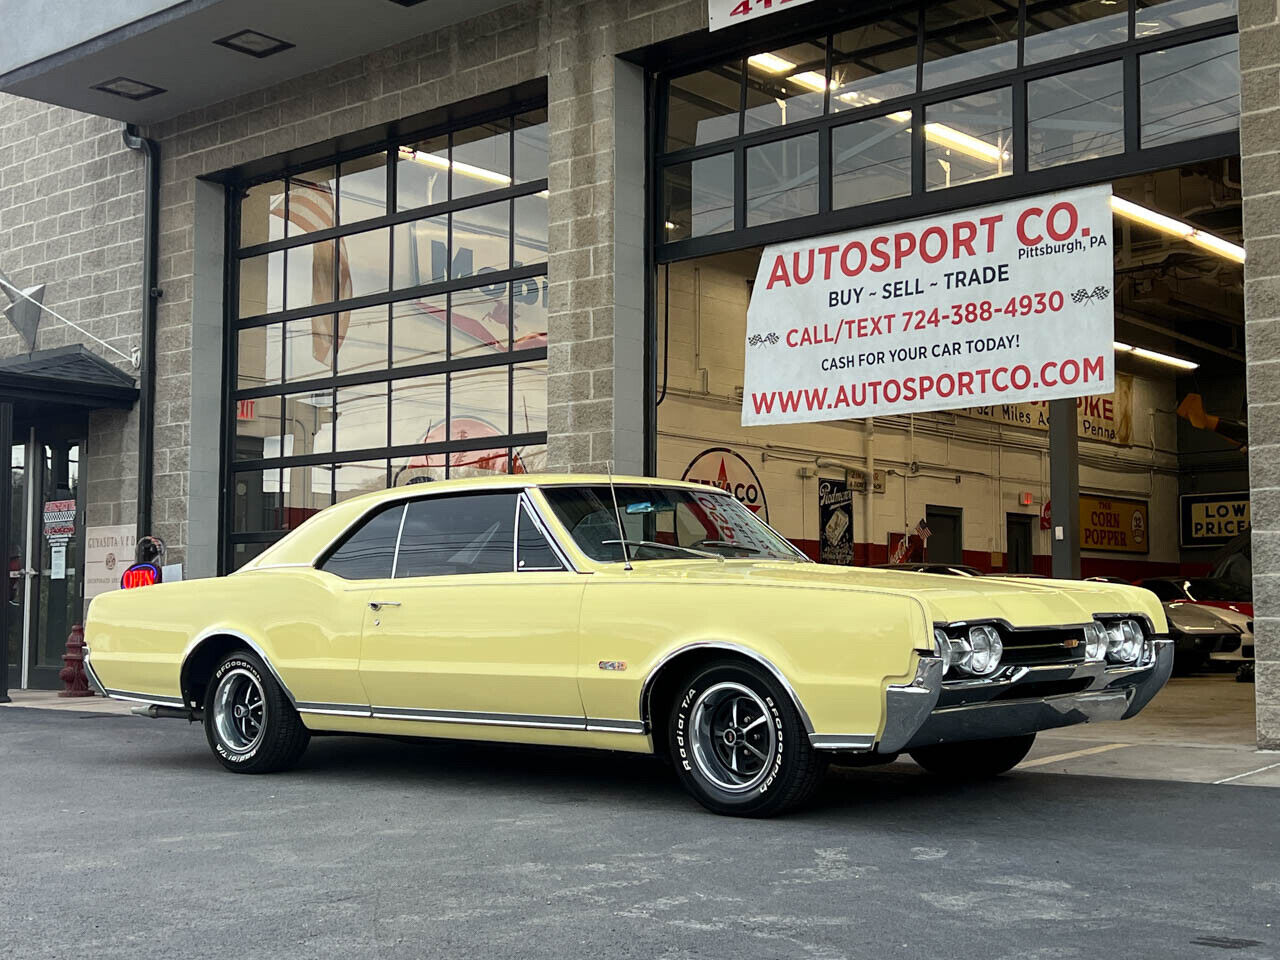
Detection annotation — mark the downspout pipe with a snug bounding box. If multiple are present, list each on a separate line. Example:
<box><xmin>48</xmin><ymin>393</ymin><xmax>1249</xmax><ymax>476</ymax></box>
<box><xmin>122</xmin><ymin>125</ymin><xmax>160</xmax><ymax>544</ymax></box>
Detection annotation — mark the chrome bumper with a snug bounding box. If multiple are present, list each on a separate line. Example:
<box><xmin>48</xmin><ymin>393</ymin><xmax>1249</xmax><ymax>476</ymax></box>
<box><xmin>81</xmin><ymin>644</ymin><xmax>108</xmax><ymax>697</ymax></box>
<box><xmin>876</xmin><ymin>639</ymin><xmax>1174</xmax><ymax>753</ymax></box>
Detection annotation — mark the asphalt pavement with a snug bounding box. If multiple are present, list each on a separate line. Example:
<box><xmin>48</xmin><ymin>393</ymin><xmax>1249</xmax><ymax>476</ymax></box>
<box><xmin>2</xmin><ymin>706</ymin><xmax>1276</xmax><ymax>960</ymax></box>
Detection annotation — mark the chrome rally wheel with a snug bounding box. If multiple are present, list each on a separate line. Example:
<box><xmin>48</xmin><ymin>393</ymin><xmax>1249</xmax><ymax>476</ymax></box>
<box><xmin>668</xmin><ymin>660</ymin><xmax>827</xmax><ymax>817</ymax></box>
<box><xmin>212</xmin><ymin>667</ymin><xmax>267</xmax><ymax>756</ymax></box>
<box><xmin>203</xmin><ymin>650</ymin><xmax>309</xmax><ymax>774</ymax></box>
<box><xmin>689</xmin><ymin>682</ymin><xmax>778</xmax><ymax>793</ymax></box>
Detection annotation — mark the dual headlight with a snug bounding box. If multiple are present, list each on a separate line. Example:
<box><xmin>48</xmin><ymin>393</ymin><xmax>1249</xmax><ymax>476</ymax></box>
<box><xmin>934</xmin><ymin>624</ymin><xmax>1004</xmax><ymax>677</ymax></box>
<box><xmin>1084</xmin><ymin>619</ymin><xmax>1144</xmax><ymax>664</ymax></box>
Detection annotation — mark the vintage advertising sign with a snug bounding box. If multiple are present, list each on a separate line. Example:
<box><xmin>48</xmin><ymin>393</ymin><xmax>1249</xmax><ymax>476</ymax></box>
<box><xmin>742</xmin><ymin>185</ymin><xmax>1115</xmax><ymax>426</ymax></box>
<box><xmin>681</xmin><ymin>447</ymin><xmax>769</xmax><ymax>520</ymax></box>
<box><xmin>817</xmin><ymin>478</ymin><xmax>854</xmax><ymax>565</ymax></box>
<box><xmin>709</xmin><ymin>0</ymin><xmax>816</xmax><ymax>31</ymax></box>
<box><xmin>963</xmin><ymin>373</ymin><xmax>1134</xmax><ymax>445</ymax></box>
<box><xmin>1080</xmin><ymin>495</ymin><xmax>1148</xmax><ymax>554</ymax></box>
<box><xmin>1180</xmin><ymin>492</ymin><xmax>1250</xmax><ymax>548</ymax></box>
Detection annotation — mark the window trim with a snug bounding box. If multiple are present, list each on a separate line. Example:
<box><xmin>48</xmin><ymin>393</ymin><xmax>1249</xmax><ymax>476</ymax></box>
<box><xmin>515</xmin><ymin>492</ymin><xmax>571</xmax><ymax>572</ymax></box>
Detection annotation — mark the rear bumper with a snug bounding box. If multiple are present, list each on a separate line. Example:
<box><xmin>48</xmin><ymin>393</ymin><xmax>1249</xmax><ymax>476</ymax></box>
<box><xmin>876</xmin><ymin>639</ymin><xmax>1173</xmax><ymax>753</ymax></box>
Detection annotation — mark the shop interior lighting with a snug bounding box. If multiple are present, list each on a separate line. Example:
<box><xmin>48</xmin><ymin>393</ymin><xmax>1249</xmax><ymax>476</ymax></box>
<box><xmin>1113</xmin><ymin>340</ymin><xmax>1200</xmax><ymax>371</ymax></box>
<box><xmin>1110</xmin><ymin>196</ymin><xmax>1245</xmax><ymax>263</ymax></box>
<box><xmin>748</xmin><ymin>55</ymin><xmax>1009</xmax><ymax>164</ymax></box>
<box><xmin>397</xmin><ymin>146</ymin><xmax>549</xmax><ymax>197</ymax></box>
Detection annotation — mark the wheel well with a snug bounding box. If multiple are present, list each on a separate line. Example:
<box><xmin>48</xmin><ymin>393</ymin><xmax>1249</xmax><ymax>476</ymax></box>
<box><xmin>644</xmin><ymin>648</ymin><xmax>775</xmax><ymax>760</ymax></box>
<box><xmin>180</xmin><ymin>635</ymin><xmax>250</xmax><ymax>709</ymax></box>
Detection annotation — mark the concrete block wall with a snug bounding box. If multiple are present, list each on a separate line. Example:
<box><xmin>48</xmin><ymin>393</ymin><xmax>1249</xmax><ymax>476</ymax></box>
<box><xmin>134</xmin><ymin>0</ymin><xmax>706</xmax><ymax>567</ymax></box>
<box><xmin>0</xmin><ymin>95</ymin><xmax>144</xmax><ymax>530</ymax></box>
<box><xmin>1241</xmin><ymin>0</ymin><xmax>1280</xmax><ymax>749</ymax></box>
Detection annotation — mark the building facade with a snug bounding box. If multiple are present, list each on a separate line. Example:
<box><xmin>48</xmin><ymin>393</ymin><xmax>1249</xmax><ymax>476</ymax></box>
<box><xmin>0</xmin><ymin>0</ymin><xmax>1274</xmax><ymax>748</ymax></box>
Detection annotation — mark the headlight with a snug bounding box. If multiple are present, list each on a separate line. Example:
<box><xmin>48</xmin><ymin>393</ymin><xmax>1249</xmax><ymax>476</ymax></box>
<box><xmin>1105</xmin><ymin>619</ymin><xmax>1143</xmax><ymax>664</ymax></box>
<box><xmin>961</xmin><ymin>624</ymin><xmax>1003</xmax><ymax>676</ymax></box>
<box><xmin>1083</xmin><ymin>621</ymin><xmax>1107</xmax><ymax>661</ymax></box>
<box><xmin>933</xmin><ymin>628</ymin><xmax>953</xmax><ymax>674</ymax></box>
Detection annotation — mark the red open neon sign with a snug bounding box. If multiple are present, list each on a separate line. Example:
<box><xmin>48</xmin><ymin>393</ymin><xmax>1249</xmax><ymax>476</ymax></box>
<box><xmin>121</xmin><ymin>563</ymin><xmax>161</xmax><ymax>589</ymax></box>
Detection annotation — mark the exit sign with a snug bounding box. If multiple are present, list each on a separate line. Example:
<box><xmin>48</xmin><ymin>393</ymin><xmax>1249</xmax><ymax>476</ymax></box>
<box><xmin>708</xmin><ymin>0</ymin><xmax>817</xmax><ymax>32</ymax></box>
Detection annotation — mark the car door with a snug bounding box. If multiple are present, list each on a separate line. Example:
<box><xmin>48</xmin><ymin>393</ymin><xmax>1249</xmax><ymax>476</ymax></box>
<box><xmin>357</xmin><ymin>490</ymin><xmax>588</xmax><ymax>727</ymax></box>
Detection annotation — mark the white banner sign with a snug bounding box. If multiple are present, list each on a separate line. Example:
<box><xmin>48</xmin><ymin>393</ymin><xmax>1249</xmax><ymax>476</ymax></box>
<box><xmin>709</xmin><ymin>0</ymin><xmax>817</xmax><ymax>31</ymax></box>
<box><xmin>742</xmin><ymin>185</ymin><xmax>1116</xmax><ymax>426</ymax></box>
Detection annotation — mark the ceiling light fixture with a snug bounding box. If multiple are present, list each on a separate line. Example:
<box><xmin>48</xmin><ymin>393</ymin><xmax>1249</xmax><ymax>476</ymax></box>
<box><xmin>751</xmin><ymin>52</ymin><xmax>1010</xmax><ymax>166</ymax></box>
<box><xmin>1114</xmin><ymin>340</ymin><xmax>1200</xmax><ymax>371</ymax></box>
<box><xmin>1110</xmin><ymin>195</ymin><xmax>1245</xmax><ymax>263</ymax></box>
<box><xmin>90</xmin><ymin>77</ymin><xmax>166</xmax><ymax>101</ymax></box>
<box><xmin>386</xmin><ymin>0</ymin><xmax>433</xmax><ymax>5</ymax></box>
<box><xmin>397</xmin><ymin>146</ymin><xmax>511</xmax><ymax>186</ymax></box>
<box><xmin>214</xmin><ymin>29</ymin><xmax>295</xmax><ymax>59</ymax></box>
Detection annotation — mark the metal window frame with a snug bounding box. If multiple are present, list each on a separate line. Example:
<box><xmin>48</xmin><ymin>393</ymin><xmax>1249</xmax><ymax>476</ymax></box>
<box><xmin>222</xmin><ymin>99</ymin><xmax>550</xmax><ymax>572</ymax></box>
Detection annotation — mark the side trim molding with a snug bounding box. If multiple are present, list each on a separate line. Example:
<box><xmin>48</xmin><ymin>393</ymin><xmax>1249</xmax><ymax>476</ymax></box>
<box><xmin>104</xmin><ymin>689</ymin><xmax>186</xmax><ymax>707</ymax></box>
<box><xmin>809</xmin><ymin>734</ymin><xmax>875</xmax><ymax>751</ymax></box>
<box><xmin>639</xmin><ymin>641</ymin><xmax>815</xmax><ymax>735</ymax></box>
<box><xmin>178</xmin><ymin>629</ymin><xmax>300</xmax><ymax>706</ymax></box>
<box><xmin>295</xmin><ymin>702</ymin><xmax>648</xmax><ymax>735</ymax></box>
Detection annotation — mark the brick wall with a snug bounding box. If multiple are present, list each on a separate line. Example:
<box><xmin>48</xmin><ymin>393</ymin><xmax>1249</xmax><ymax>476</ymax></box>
<box><xmin>0</xmin><ymin>95</ymin><xmax>144</xmax><ymax>530</ymax></box>
<box><xmin>1241</xmin><ymin>0</ymin><xmax>1280</xmax><ymax>749</ymax></box>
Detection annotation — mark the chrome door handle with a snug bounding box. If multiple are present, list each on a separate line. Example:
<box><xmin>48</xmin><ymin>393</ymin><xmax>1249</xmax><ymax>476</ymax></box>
<box><xmin>368</xmin><ymin>600</ymin><xmax>401</xmax><ymax>611</ymax></box>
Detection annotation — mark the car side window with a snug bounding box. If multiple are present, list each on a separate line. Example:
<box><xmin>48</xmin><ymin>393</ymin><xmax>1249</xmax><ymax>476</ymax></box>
<box><xmin>396</xmin><ymin>493</ymin><xmax>518</xmax><ymax>578</ymax></box>
<box><xmin>321</xmin><ymin>505</ymin><xmax>405</xmax><ymax>580</ymax></box>
<box><xmin>517</xmin><ymin>502</ymin><xmax>564</xmax><ymax>571</ymax></box>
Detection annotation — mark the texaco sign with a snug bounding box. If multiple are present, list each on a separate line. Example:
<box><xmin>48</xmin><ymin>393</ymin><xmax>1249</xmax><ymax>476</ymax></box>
<box><xmin>680</xmin><ymin>448</ymin><xmax>769</xmax><ymax>521</ymax></box>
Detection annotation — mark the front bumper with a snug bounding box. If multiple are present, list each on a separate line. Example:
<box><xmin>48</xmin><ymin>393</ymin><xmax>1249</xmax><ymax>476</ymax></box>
<box><xmin>875</xmin><ymin>638</ymin><xmax>1173</xmax><ymax>754</ymax></box>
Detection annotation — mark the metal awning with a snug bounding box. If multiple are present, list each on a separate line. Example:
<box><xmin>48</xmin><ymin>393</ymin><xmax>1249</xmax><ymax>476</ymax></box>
<box><xmin>0</xmin><ymin>345</ymin><xmax>138</xmax><ymax>415</ymax></box>
<box><xmin>0</xmin><ymin>0</ymin><xmax>513</xmax><ymax>124</ymax></box>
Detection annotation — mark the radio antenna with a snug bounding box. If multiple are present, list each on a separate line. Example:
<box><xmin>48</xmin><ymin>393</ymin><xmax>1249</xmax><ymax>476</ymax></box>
<box><xmin>607</xmin><ymin>461</ymin><xmax>632</xmax><ymax>571</ymax></box>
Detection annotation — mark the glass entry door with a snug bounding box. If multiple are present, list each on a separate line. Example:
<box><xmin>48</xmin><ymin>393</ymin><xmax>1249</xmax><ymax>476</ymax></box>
<box><xmin>11</xmin><ymin>422</ymin><xmax>86</xmax><ymax>689</ymax></box>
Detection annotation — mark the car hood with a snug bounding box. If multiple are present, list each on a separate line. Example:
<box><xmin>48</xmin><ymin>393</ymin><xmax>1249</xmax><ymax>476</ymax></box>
<box><xmin>618</xmin><ymin>560</ymin><xmax>1167</xmax><ymax>631</ymax></box>
<box><xmin>1167</xmin><ymin>601</ymin><xmax>1248</xmax><ymax>633</ymax></box>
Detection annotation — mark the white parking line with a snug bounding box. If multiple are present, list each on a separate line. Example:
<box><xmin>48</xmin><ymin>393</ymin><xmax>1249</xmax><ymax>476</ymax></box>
<box><xmin>1019</xmin><ymin>743</ymin><xmax>1130</xmax><ymax>769</ymax></box>
<box><xmin>1213</xmin><ymin>761</ymin><xmax>1280</xmax><ymax>785</ymax></box>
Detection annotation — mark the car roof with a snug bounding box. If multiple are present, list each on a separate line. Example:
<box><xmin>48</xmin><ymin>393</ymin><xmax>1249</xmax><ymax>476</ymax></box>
<box><xmin>341</xmin><ymin>473</ymin><xmax>719</xmax><ymax>507</ymax></box>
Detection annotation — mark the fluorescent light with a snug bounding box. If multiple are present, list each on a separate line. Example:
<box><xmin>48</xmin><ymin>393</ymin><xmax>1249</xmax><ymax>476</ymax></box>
<box><xmin>788</xmin><ymin>71</ymin><xmax>828</xmax><ymax>92</ymax></box>
<box><xmin>665</xmin><ymin>221</ymin><xmax>678</xmax><ymax>231</ymax></box>
<box><xmin>1114</xmin><ymin>340</ymin><xmax>1199</xmax><ymax>371</ymax></box>
<box><xmin>397</xmin><ymin>146</ymin><xmax>511</xmax><ymax>187</ymax></box>
<box><xmin>924</xmin><ymin>121</ymin><xmax>1010</xmax><ymax>163</ymax></box>
<box><xmin>1110</xmin><ymin>195</ymin><xmax>1245</xmax><ymax>263</ymax></box>
<box><xmin>748</xmin><ymin>53</ymin><xmax>796</xmax><ymax>73</ymax></box>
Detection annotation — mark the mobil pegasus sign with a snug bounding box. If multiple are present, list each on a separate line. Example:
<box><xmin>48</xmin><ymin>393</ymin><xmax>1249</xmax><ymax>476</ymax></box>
<box><xmin>741</xmin><ymin>185</ymin><xmax>1116</xmax><ymax>426</ymax></box>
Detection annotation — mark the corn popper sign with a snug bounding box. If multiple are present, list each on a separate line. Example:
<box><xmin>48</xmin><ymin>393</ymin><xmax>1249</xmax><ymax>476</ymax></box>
<box><xmin>742</xmin><ymin>185</ymin><xmax>1116</xmax><ymax>426</ymax></box>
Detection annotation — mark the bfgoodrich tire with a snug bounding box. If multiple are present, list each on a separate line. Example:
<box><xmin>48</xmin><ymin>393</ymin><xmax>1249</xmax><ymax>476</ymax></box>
<box><xmin>909</xmin><ymin>733</ymin><xmax>1036</xmax><ymax>779</ymax></box>
<box><xmin>203</xmin><ymin>650</ymin><xmax>309</xmax><ymax>774</ymax></box>
<box><xmin>668</xmin><ymin>659</ymin><xmax>827</xmax><ymax>817</ymax></box>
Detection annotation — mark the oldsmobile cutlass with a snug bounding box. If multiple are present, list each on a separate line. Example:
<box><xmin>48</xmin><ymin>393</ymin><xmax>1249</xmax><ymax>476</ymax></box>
<box><xmin>84</xmin><ymin>475</ymin><xmax>1172</xmax><ymax>817</ymax></box>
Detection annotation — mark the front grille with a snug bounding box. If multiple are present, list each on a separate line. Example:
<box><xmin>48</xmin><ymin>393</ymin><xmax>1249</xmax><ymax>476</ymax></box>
<box><xmin>998</xmin><ymin>626</ymin><xmax>1088</xmax><ymax>667</ymax></box>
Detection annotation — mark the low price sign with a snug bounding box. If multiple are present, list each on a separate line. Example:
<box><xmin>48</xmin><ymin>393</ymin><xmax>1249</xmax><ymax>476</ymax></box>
<box><xmin>742</xmin><ymin>185</ymin><xmax>1116</xmax><ymax>426</ymax></box>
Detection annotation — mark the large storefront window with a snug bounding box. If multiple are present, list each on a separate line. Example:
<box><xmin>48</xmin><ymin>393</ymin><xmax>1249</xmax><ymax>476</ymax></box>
<box><xmin>656</xmin><ymin>0</ymin><xmax>1238</xmax><ymax>256</ymax></box>
<box><xmin>228</xmin><ymin>104</ymin><xmax>549</xmax><ymax>568</ymax></box>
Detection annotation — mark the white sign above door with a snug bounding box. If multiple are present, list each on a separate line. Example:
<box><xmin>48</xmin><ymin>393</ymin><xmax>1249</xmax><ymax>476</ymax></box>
<box><xmin>708</xmin><ymin>0</ymin><xmax>817</xmax><ymax>32</ymax></box>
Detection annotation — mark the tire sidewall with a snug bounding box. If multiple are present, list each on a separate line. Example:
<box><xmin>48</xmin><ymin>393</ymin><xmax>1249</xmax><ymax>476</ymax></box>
<box><xmin>670</xmin><ymin>663</ymin><xmax>793</xmax><ymax>814</ymax></box>
<box><xmin>205</xmin><ymin>654</ymin><xmax>270</xmax><ymax>767</ymax></box>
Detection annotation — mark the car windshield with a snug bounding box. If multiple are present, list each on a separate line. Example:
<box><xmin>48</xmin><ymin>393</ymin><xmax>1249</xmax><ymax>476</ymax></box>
<box><xmin>540</xmin><ymin>485</ymin><xmax>805</xmax><ymax>563</ymax></box>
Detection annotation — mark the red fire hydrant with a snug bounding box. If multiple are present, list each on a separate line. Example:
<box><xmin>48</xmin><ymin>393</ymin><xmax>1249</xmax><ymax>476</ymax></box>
<box><xmin>58</xmin><ymin>624</ymin><xmax>93</xmax><ymax>697</ymax></box>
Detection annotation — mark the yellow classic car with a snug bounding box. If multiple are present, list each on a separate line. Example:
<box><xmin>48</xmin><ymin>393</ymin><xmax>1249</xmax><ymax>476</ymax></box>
<box><xmin>84</xmin><ymin>475</ymin><xmax>1172</xmax><ymax>817</ymax></box>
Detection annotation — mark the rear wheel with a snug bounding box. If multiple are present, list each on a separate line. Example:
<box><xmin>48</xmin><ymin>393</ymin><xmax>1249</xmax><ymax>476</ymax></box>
<box><xmin>909</xmin><ymin>733</ymin><xmax>1036</xmax><ymax>779</ymax></box>
<box><xmin>203</xmin><ymin>650</ymin><xmax>309</xmax><ymax>773</ymax></box>
<box><xmin>667</xmin><ymin>659</ymin><xmax>827</xmax><ymax>817</ymax></box>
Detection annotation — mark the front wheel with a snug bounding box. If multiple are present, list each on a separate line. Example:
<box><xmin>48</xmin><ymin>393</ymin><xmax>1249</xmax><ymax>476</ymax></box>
<box><xmin>909</xmin><ymin>733</ymin><xmax>1036</xmax><ymax>779</ymax></box>
<box><xmin>668</xmin><ymin>659</ymin><xmax>827</xmax><ymax>817</ymax></box>
<box><xmin>203</xmin><ymin>650</ymin><xmax>309</xmax><ymax>774</ymax></box>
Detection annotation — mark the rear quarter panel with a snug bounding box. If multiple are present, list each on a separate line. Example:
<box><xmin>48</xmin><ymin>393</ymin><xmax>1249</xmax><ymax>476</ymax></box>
<box><xmin>578</xmin><ymin>577</ymin><xmax>928</xmax><ymax>740</ymax></box>
<box><xmin>84</xmin><ymin>568</ymin><xmax>370</xmax><ymax>708</ymax></box>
